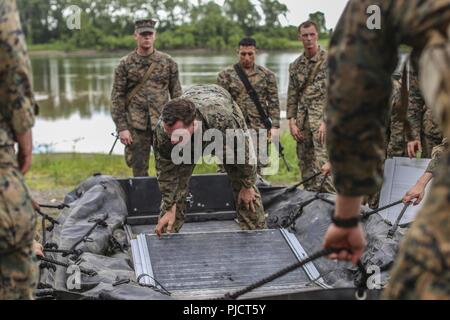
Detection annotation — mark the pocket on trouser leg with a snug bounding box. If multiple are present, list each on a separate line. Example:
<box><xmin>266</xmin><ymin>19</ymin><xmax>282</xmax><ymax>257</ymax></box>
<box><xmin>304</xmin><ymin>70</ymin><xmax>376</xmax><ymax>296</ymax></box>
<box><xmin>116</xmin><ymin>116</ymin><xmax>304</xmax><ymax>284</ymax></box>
<box><xmin>0</xmin><ymin>245</ymin><xmax>37</xmax><ymax>300</ymax></box>
<box><xmin>0</xmin><ymin>169</ymin><xmax>35</xmax><ymax>253</ymax></box>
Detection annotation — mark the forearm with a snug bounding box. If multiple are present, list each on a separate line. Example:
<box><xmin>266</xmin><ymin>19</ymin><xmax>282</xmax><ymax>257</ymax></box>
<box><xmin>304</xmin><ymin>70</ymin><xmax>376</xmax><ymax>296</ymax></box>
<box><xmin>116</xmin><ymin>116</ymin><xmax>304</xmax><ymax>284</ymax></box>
<box><xmin>16</xmin><ymin>129</ymin><xmax>33</xmax><ymax>156</ymax></box>
<box><xmin>334</xmin><ymin>195</ymin><xmax>363</xmax><ymax>219</ymax></box>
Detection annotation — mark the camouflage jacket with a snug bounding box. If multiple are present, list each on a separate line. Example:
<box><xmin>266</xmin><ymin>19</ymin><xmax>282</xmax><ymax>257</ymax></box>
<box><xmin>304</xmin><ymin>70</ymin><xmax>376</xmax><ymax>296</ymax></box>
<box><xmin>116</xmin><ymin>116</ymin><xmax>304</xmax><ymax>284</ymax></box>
<box><xmin>327</xmin><ymin>0</ymin><xmax>450</xmax><ymax>196</ymax></box>
<box><xmin>287</xmin><ymin>47</ymin><xmax>328</xmax><ymax>131</ymax></box>
<box><xmin>406</xmin><ymin>67</ymin><xmax>442</xmax><ymax>142</ymax></box>
<box><xmin>217</xmin><ymin>64</ymin><xmax>280</xmax><ymax>129</ymax></box>
<box><xmin>0</xmin><ymin>0</ymin><xmax>35</xmax><ymax>167</ymax></box>
<box><xmin>111</xmin><ymin>50</ymin><xmax>182</xmax><ymax>132</ymax></box>
<box><xmin>426</xmin><ymin>138</ymin><xmax>448</xmax><ymax>174</ymax></box>
<box><xmin>153</xmin><ymin>85</ymin><xmax>257</xmax><ymax>213</ymax></box>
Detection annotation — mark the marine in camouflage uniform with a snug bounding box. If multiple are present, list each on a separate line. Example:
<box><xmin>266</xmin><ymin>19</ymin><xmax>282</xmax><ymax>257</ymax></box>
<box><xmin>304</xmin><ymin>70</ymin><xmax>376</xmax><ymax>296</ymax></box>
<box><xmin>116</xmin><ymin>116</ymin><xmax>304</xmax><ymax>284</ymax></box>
<box><xmin>0</xmin><ymin>0</ymin><xmax>37</xmax><ymax>300</ymax></box>
<box><xmin>153</xmin><ymin>84</ymin><xmax>266</xmax><ymax>232</ymax></box>
<box><xmin>386</xmin><ymin>76</ymin><xmax>407</xmax><ymax>158</ymax></box>
<box><xmin>425</xmin><ymin>138</ymin><xmax>448</xmax><ymax>175</ymax></box>
<box><xmin>111</xmin><ymin>19</ymin><xmax>182</xmax><ymax>177</ymax></box>
<box><xmin>217</xmin><ymin>38</ymin><xmax>280</xmax><ymax>174</ymax></box>
<box><xmin>287</xmin><ymin>43</ymin><xmax>334</xmax><ymax>193</ymax></box>
<box><xmin>325</xmin><ymin>0</ymin><xmax>450</xmax><ymax>299</ymax></box>
<box><xmin>406</xmin><ymin>66</ymin><xmax>443</xmax><ymax>158</ymax></box>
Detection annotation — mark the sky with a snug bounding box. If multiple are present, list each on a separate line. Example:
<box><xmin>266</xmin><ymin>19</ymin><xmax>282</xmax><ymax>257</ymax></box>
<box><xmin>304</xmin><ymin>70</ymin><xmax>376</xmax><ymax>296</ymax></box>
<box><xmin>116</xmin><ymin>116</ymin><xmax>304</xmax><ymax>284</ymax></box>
<box><xmin>213</xmin><ymin>0</ymin><xmax>349</xmax><ymax>29</ymax></box>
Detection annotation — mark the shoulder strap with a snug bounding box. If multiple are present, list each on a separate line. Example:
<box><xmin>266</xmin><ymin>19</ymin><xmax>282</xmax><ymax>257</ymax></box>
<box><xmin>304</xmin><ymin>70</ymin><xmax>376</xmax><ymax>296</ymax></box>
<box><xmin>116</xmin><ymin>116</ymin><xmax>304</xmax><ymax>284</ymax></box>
<box><xmin>126</xmin><ymin>61</ymin><xmax>158</xmax><ymax>105</ymax></box>
<box><xmin>233</xmin><ymin>64</ymin><xmax>272</xmax><ymax>129</ymax></box>
<box><xmin>299</xmin><ymin>53</ymin><xmax>326</xmax><ymax>96</ymax></box>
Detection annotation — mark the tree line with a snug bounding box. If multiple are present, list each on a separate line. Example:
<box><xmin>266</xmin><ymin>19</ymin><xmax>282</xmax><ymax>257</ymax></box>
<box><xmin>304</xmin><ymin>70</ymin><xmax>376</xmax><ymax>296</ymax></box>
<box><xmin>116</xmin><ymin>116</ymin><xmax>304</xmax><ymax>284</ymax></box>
<box><xmin>18</xmin><ymin>0</ymin><xmax>330</xmax><ymax>51</ymax></box>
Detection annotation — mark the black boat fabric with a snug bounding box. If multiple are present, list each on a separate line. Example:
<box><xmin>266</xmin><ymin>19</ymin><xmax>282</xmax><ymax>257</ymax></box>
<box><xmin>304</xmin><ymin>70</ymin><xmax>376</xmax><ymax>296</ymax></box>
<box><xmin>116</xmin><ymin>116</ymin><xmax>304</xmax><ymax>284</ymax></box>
<box><xmin>38</xmin><ymin>175</ymin><xmax>406</xmax><ymax>300</ymax></box>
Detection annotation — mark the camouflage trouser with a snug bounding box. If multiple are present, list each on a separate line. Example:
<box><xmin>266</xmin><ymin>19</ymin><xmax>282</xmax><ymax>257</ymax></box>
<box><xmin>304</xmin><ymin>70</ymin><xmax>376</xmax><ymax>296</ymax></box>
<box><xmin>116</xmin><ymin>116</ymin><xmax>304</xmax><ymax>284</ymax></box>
<box><xmin>0</xmin><ymin>167</ymin><xmax>37</xmax><ymax>300</ymax></box>
<box><xmin>420</xmin><ymin>107</ymin><xmax>443</xmax><ymax>158</ymax></box>
<box><xmin>387</xmin><ymin>127</ymin><xmax>406</xmax><ymax>158</ymax></box>
<box><xmin>225</xmin><ymin>164</ymin><xmax>267</xmax><ymax>230</ymax></box>
<box><xmin>124</xmin><ymin>127</ymin><xmax>152</xmax><ymax>177</ymax></box>
<box><xmin>296</xmin><ymin>120</ymin><xmax>335</xmax><ymax>193</ymax></box>
<box><xmin>159</xmin><ymin>165</ymin><xmax>267</xmax><ymax>232</ymax></box>
<box><xmin>382</xmin><ymin>158</ymin><xmax>450</xmax><ymax>299</ymax></box>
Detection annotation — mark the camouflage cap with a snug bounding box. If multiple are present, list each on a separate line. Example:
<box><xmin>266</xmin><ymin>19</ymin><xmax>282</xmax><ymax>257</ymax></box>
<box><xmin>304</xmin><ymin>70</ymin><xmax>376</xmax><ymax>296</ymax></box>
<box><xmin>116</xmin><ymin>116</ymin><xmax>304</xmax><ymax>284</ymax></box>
<box><xmin>135</xmin><ymin>19</ymin><xmax>157</xmax><ymax>34</ymax></box>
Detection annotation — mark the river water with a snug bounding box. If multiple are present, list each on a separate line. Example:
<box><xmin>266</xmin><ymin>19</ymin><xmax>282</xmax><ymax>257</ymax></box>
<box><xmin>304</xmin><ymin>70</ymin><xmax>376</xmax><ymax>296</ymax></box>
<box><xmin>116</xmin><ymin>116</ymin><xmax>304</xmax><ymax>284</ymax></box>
<box><xmin>31</xmin><ymin>51</ymin><xmax>299</xmax><ymax>154</ymax></box>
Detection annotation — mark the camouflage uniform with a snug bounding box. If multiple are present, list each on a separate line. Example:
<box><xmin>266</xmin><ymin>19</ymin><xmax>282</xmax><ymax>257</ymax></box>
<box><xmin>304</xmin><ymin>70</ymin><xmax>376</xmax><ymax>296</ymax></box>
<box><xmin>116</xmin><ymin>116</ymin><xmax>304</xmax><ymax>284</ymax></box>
<box><xmin>217</xmin><ymin>64</ymin><xmax>280</xmax><ymax>173</ymax></box>
<box><xmin>0</xmin><ymin>0</ymin><xmax>37</xmax><ymax>300</ymax></box>
<box><xmin>153</xmin><ymin>84</ymin><xmax>267</xmax><ymax>231</ymax></box>
<box><xmin>425</xmin><ymin>138</ymin><xmax>448</xmax><ymax>175</ymax></box>
<box><xmin>407</xmin><ymin>67</ymin><xmax>443</xmax><ymax>158</ymax></box>
<box><xmin>287</xmin><ymin>47</ymin><xmax>334</xmax><ymax>193</ymax></box>
<box><xmin>111</xmin><ymin>49</ymin><xmax>182</xmax><ymax>177</ymax></box>
<box><xmin>386</xmin><ymin>77</ymin><xmax>407</xmax><ymax>158</ymax></box>
<box><xmin>327</xmin><ymin>0</ymin><xmax>450</xmax><ymax>299</ymax></box>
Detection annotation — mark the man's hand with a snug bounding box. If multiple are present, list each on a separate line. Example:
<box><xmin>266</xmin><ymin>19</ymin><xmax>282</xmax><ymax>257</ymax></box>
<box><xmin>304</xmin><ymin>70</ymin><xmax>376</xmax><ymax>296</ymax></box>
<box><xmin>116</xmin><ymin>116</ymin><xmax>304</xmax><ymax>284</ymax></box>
<box><xmin>323</xmin><ymin>224</ymin><xmax>366</xmax><ymax>265</ymax></box>
<box><xmin>289</xmin><ymin>119</ymin><xmax>304</xmax><ymax>143</ymax></box>
<box><xmin>16</xmin><ymin>129</ymin><xmax>33</xmax><ymax>175</ymax></box>
<box><xmin>323</xmin><ymin>195</ymin><xmax>365</xmax><ymax>265</ymax></box>
<box><xmin>238</xmin><ymin>187</ymin><xmax>258</xmax><ymax>213</ymax></box>
<box><xmin>317</xmin><ymin>121</ymin><xmax>326</xmax><ymax>145</ymax></box>
<box><xmin>321</xmin><ymin>161</ymin><xmax>331</xmax><ymax>176</ymax></box>
<box><xmin>403</xmin><ymin>172</ymin><xmax>433</xmax><ymax>205</ymax></box>
<box><xmin>31</xmin><ymin>198</ymin><xmax>40</xmax><ymax>211</ymax></box>
<box><xmin>33</xmin><ymin>240</ymin><xmax>44</xmax><ymax>257</ymax></box>
<box><xmin>269</xmin><ymin>128</ymin><xmax>280</xmax><ymax>142</ymax></box>
<box><xmin>155</xmin><ymin>204</ymin><xmax>176</xmax><ymax>238</ymax></box>
<box><xmin>119</xmin><ymin>130</ymin><xmax>133</xmax><ymax>146</ymax></box>
<box><xmin>407</xmin><ymin>140</ymin><xmax>422</xmax><ymax>158</ymax></box>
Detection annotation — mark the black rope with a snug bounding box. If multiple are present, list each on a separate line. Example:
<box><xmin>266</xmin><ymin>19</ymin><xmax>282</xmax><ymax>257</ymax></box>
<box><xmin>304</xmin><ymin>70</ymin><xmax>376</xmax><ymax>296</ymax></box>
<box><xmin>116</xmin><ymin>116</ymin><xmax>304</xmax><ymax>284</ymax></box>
<box><xmin>37</xmin><ymin>256</ymin><xmax>97</xmax><ymax>277</ymax></box>
<box><xmin>65</xmin><ymin>214</ymin><xmax>108</xmax><ymax>256</ymax></box>
<box><xmin>35</xmin><ymin>208</ymin><xmax>60</xmax><ymax>225</ymax></box>
<box><xmin>361</xmin><ymin>199</ymin><xmax>403</xmax><ymax>220</ymax></box>
<box><xmin>218</xmin><ymin>247</ymin><xmax>341</xmax><ymax>300</ymax></box>
<box><xmin>387</xmin><ymin>202</ymin><xmax>411</xmax><ymax>238</ymax></box>
<box><xmin>287</xmin><ymin>172</ymin><xmax>322</xmax><ymax>192</ymax></box>
<box><xmin>137</xmin><ymin>273</ymin><xmax>171</xmax><ymax>296</ymax></box>
<box><xmin>39</xmin><ymin>203</ymin><xmax>70</xmax><ymax>210</ymax></box>
<box><xmin>41</xmin><ymin>215</ymin><xmax>46</xmax><ymax>245</ymax></box>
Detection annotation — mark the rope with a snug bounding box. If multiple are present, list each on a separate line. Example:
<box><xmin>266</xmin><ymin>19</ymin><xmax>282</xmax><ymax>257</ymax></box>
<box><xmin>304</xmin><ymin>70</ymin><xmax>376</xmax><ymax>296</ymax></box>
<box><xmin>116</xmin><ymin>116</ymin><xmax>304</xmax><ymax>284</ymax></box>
<box><xmin>361</xmin><ymin>199</ymin><xmax>403</xmax><ymax>220</ymax></box>
<box><xmin>65</xmin><ymin>214</ymin><xmax>108</xmax><ymax>256</ymax></box>
<box><xmin>287</xmin><ymin>172</ymin><xmax>322</xmax><ymax>192</ymax></box>
<box><xmin>218</xmin><ymin>247</ymin><xmax>341</xmax><ymax>300</ymax></box>
<box><xmin>38</xmin><ymin>203</ymin><xmax>70</xmax><ymax>210</ymax></box>
<box><xmin>37</xmin><ymin>256</ymin><xmax>97</xmax><ymax>277</ymax></box>
<box><xmin>387</xmin><ymin>202</ymin><xmax>411</xmax><ymax>238</ymax></box>
<box><xmin>137</xmin><ymin>274</ymin><xmax>171</xmax><ymax>296</ymax></box>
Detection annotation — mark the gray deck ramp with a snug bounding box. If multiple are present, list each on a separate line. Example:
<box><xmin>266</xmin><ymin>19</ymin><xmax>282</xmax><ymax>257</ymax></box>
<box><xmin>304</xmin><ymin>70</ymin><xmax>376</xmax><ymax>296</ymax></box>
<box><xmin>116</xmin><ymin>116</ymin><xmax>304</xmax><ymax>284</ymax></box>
<box><xmin>131</xmin><ymin>229</ymin><xmax>320</xmax><ymax>298</ymax></box>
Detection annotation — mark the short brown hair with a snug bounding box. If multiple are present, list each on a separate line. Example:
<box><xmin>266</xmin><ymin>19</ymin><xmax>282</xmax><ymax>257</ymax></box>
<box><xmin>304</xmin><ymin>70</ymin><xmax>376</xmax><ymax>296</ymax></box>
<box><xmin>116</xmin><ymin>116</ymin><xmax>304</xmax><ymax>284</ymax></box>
<box><xmin>162</xmin><ymin>98</ymin><xmax>196</xmax><ymax>127</ymax></box>
<box><xmin>298</xmin><ymin>21</ymin><xmax>319</xmax><ymax>34</ymax></box>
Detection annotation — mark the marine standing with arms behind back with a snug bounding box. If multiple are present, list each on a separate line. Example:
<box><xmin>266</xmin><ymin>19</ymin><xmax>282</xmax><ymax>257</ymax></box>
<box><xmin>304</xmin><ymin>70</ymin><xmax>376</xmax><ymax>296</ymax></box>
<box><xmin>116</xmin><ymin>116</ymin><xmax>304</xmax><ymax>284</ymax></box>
<box><xmin>287</xmin><ymin>21</ymin><xmax>334</xmax><ymax>193</ymax></box>
<box><xmin>111</xmin><ymin>18</ymin><xmax>182</xmax><ymax>177</ymax></box>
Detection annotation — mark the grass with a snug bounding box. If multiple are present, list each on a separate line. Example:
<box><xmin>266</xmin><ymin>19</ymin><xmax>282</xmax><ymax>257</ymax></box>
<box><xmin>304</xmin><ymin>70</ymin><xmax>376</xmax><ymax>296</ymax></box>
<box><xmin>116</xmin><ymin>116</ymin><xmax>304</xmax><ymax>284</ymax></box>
<box><xmin>27</xmin><ymin>132</ymin><xmax>301</xmax><ymax>191</ymax></box>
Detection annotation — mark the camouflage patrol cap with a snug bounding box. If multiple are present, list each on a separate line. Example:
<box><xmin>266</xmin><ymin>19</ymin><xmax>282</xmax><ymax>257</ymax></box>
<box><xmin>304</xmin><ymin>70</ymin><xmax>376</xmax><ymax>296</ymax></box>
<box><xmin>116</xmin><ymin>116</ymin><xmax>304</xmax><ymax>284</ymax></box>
<box><xmin>135</xmin><ymin>19</ymin><xmax>157</xmax><ymax>34</ymax></box>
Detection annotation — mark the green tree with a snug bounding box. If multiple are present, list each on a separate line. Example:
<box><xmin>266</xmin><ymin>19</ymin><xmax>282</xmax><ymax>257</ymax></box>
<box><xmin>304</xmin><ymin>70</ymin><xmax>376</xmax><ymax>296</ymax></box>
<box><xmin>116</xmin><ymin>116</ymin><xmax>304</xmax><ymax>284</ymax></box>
<box><xmin>308</xmin><ymin>11</ymin><xmax>329</xmax><ymax>38</ymax></box>
<box><xmin>223</xmin><ymin>0</ymin><xmax>261</xmax><ymax>35</ymax></box>
<box><xmin>258</xmin><ymin>0</ymin><xmax>288</xmax><ymax>28</ymax></box>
